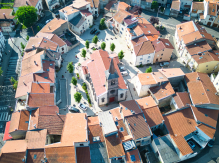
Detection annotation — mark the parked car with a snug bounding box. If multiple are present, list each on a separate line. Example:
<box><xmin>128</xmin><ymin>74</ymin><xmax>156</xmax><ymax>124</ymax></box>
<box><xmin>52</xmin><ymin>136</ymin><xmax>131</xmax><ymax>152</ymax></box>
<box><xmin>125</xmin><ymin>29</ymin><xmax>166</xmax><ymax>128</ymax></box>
<box><xmin>208</xmin><ymin>139</ymin><xmax>214</xmax><ymax>147</ymax></box>
<box><xmin>90</xmin><ymin>28</ymin><xmax>97</xmax><ymax>34</ymax></box>
<box><xmin>121</xmin><ymin>71</ymin><xmax>128</xmax><ymax>76</ymax></box>
<box><xmin>160</xmin><ymin>62</ymin><xmax>169</xmax><ymax>67</ymax></box>
<box><xmin>119</xmin><ymin>66</ymin><xmax>126</xmax><ymax>72</ymax></box>
<box><xmin>188</xmin><ymin>140</ymin><xmax>195</xmax><ymax>149</ymax></box>
<box><xmin>68</xmin><ymin>106</ymin><xmax>80</xmax><ymax>113</ymax></box>
<box><xmin>95</xmin><ymin>31</ymin><xmax>100</xmax><ymax>35</ymax></box>
<box><xmin>78</xmin><ymin>103</ymin><xmax>87</xmax><ymax>111</ymax></box>
<box><xmin>46</xmin><ymin>19</ymin><xmax>52</xmax><ymax>24</ymax></box>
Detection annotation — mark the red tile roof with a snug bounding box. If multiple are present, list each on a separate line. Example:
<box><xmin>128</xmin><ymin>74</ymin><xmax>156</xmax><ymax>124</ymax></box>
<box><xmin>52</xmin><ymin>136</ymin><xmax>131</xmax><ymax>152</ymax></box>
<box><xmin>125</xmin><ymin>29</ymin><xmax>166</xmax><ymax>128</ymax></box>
<box><xmin>88</xmin><ymin>124</ymin><xmax>104</xmax><ymax>144</ymax></box>
<box><xmin>38</xmin><ymin>115</ymin><xmax>65</xmax><ymax>135</ymax></box>
<box><xmin>136</xmin><ymin>96</ymin><xmax>157</xmax><ymax>109</ymax></box>
<box><xmin>26</xmin><ymin>149</ymin><xmax>44</xmax><ymax>163</ymax></box>
<box><xmin>34</xmin><ymin>72</ymin><xmax>55</xmax><ymax>83</ymax></box>
<box><xmin>125</xmin><ymin>113</ymin><xmax>151</xmax><ymax>139</ymax></box>
<box><xmin>39</xmin><ymin>106</ymin><xmax>59</xmax><ymax>115</ymax></box>
<box><xmin>27</xmin><ymin>93</ymin><xmax>55</xmax><ymax>107</ymax></box>
<box><xmin>173</xmin><ymin>92</ymin><xmax>191</xmax><ymax>109</ymax></box>
<box><xmin>158</xmin><ymin>68</ymin><xmax>185</xmax><ymax>78</ymax></box>
<box><xmin>45</xmin><ymin>146</ymin><xmax>76</xmax><ymax>163</ymax></box>
<box><xmin>118</xmin><ymin>2</ymin><xmax>130</xmax><ymax>10</ymax></box>
<box><xmin>104</xmin><ymin>1</ymin><xmax>116</xmax><ymax>10</ymax></box>
<box><xmin>134</xmin><ymin>41</ymin><xmax>154</xmax><ymax>56</ymax></box>
<box><xmin>81</xmin><ymin>9</ymin><xmax>93</xmax><ymax>17</ymax></box>
<box><xmin>31</xmin><ymin>83</ymin><xmax>51</xmax><ymax>94</ymax></box>
<box><xmin>131</xmin><ymin>36</ymin><xmax>147</xmax><ymax>46</ymax></box>
<box><xmin>110</xmin><ymin>107</ymin><xmax>123</xmax><ymax>121</ymax></box>
<box><xmin>191</xmin><ymin>106</ymin><xmax>219</xmax><ymax>128</ymax></box>
<box><xmin>0</xmin><ymin>152</ymin><xmax>26</xmax><ymax>163</ymax></box>
<box><xmin>120</xmin><ymin>100</ymin><xmax>142</xmax><ymax>117</ymax></box>
<box><xmin>3</xmin><ymin>121</ymin><xmax>12</xmax><ymax>141</ymax></box>
<box><xmin>137</xmin><ymin>73</ymin><xmax>157</xmax><ymax>85</ymax></box>
<box><xmin>113</xmin><ymin>9</ymin><xmax>131</xmax><ymax>24</ymax></box>
<box><xmin>43</xmin><ymin>60</ymin><xmax>55</xmax><ymax>73</ymax></box>
<box><xmin>1</xmin><ymin>140</ymin><xmax>27</xmax><ymax>153</ymax></box>
<box><xmin>76</xmin><ymin>147</ymin><xmax>91</xmax><ymax>163</ymax></box>
<box><xmin>26</xmin><ymin>129</ymin><xmax>47</xmax><ymax>149</ymax></box>
<box><xmin>164</xmin><ymin>107</ymin><xmax>197</xmax><ymax>137</ymax></box>
<box><xmin>117</xmin><ymin>119</ymin><xmax>129</xmax><ymax>139</ymax></box>
<box><xmin>29</xmin><ymin>108</ymin><xmax>39</xmax><ymax>130</ymax></box>
<box><xmin>125</xmin><ymin>148</ymin><xmax>142</xmax><ymax>163</ymax></box>
<box><xmin>197</xmin><ymin>123</ymin><xmax>216</xmax><ymax>139</ymax></box>
<box><xmin>88</xmin><ymin>116</ymin><xmax>99</xmax><ymax>126</ymax></box>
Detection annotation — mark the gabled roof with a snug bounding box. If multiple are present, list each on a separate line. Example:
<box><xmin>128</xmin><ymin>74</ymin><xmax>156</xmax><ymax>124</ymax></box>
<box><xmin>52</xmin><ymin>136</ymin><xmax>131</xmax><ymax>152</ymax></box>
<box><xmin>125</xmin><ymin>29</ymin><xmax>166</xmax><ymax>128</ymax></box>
<box><xmin>3</xmin><ymin>121</ymin><xmax>12</xmax><ymax>141</ymax></box>
<box><xmin>45</xmin><ymin>146</ymin><xmax>76</xmax><ymax>163</ymax></box>
<box><xmin>171</xmin><ymin>135</ymin><xmax>193</xmax><ymax>156</ymax></box>
<box><xmin>158</xmin><ymin>68</ymin><xmax>185</xmax><ymax>78</ymax></box>
<box><xmin>88</xmin><ymin>124</ymin><xmax>104</xmax><ymax>144</ymax></box>
<box><xmin>136</xmin><ymin>96</ymin><xmax>157</xmax><ymax>109</ymax></box>
<box><xmin>171</xmin><ymin>1</ymin><xmax>180</xmax><ymax>11</ymax></box>
<box><xmin>181</xmin><ymin>31</ymin><xmax>203</xmax><ymax>45</ymax></box>
<box><xmin>26</xmin><ymin>129</ymin><xmax>47</xmax><ymax>149</ymax></box>
<box><xmin>59</xmin><ymin>5</ymin><xmax>80</xmax><ymax>15</ymax></box>
<box><xmin>192</xmin><ymin>50</ymin><xmax>219</xmax><ymax>64</ymax></box>
<box><xmin>31</xmin><ymin>83</ymin><xmax>51</xmax><ymax>94</ymax></box>
<box><xmin>176</xmin><ymin>21</ymin><xmax>196</xmax><ymax>40</ymax></box>
<box><xmin>117</xmin><ymin>2</ymin><xmax>130</xmax><ymax>11</ymax></box>
<box><xmin>40</xmin><ymin>18</ymin><xmax>68</xmax><ymax>33</ymax></box>
<box><xmin>38</xmin><ymin>114</ymin><xmax>65</xmax><ymax>135</ymax></box>
<box><xmin>34</xmin><ymin>72</ymin><xmax>55</xmax><ymax>83</ymax></box>
<box><xmin>208</xmin><ymin>3</ymin><xmax>217</xmax><ymax>16</ymax></box>
<box><xmin>88</xmin><ymin>116</ymin><xmax>99</xmax><ymax>126</ymax></box>
<box><xmin>125</xmin><ymin>113</ymin><xmax>151</xmax><ymax>139</ymax></box>
<box><xmin>26</xmin><ymin>149</ymin><xmax>44</xmax><ymax>163</ymax></box>
<box><xmin>164</xmin><ymin>107</ymin><xmax>197</xmax><ymax>137</ymax></box>
<box><xmin>185</xmin><ymin>40</ymin><xmax>212</xmax><ymax>56</ymax></box>
<box><xmin>185</xmin><ymin>72</ymin><xmax>219</xmax><ymax>105</ymax></box>
<box><xmin>72</xmin><ymin>0</ymin><xmax>90</xmax><ymax>8</ymax></box>
<box><xmin>134</xmin><ymin>41</ymin><xmax>154</xmax><ymax>56</ymax></box>
<box><xmin>76</xmin><ymin>147</ymin><xmax>91</xmax><ymax>163</ymax></box>
<box><xmin>117</xmin><ymin>119</ymin><xmax>129</xmax><ymax>139</ymax></box>
<box><xmin>1</xmin><ymin>140</ymin><xmax>27</xmax><ymax>153</ymax></box>
<box><xmin>151</xmin><ymin>72</ymin><xmax>168</xmax><ymax>83</ymax></box>
<box><xmin>192</xmin><ymin>2</ymin><xmax>204</xmax><ymax>11</ymax></box>
<box><xmin>125</xmin><ymin>148</ymin><xmax>142</xmax><ymax>163</ymax></box>
<box><xmin>173</xmin><ymin>92</ymin><xmax>191</xmax><ymax>109</ymax></box>
<box><xmin>197</xmin><ymin>123</ymin><xmax>216</xmax><ymax>139</ymax></box>
<box><xmin>191</xmin><ymin>106</ymin><xmax>219</xmax><ymax>128</ymax></box>
<box><xmin>0</xmin><ymin>152</ymin><xmax>26</xmax><ymax>163</ymax></box>
<box><xmin>14</xmin><ymin>0</ymin><xmax>39</xmax><ymax>7</ymax></box>
<box><xmin>131</xmin><ymin>36</ymin><xmax>147</xmax><ymax>47</ymax></box>
<box><xmin>105</xmin><ymin>134</ymin><xmax>125</xmax><ymax>158</ymax></box>
<box><xmin>27</xmin><ymin>93</ymin><xmax>55</xmax><ymax>108</ymax></box>
<box><xmin>0</xmin><ymin>9</ymin><xmax>15</xmax><ymax>19</ymax></box>
<box><xmin>120</xmin><ymin>100</ymin><xmax>142</xmax><ymax>117</ymax></box>
<box><xmin>113</xmin><ymin>9</ymin><xmax>131</xmax><ymax>24</ymax></box>
<box><xmin>150</xmin><ymin>82</ymin><xmax>175</xmax><ymax>101</ymax></box>
<box><xmin>137</xmin><ymin>73</ymin><xmax>157</xmax><ymax>85</ymax></box>
<box><xmin>104</xmin><ymin>1</ymin><xmax>116</xmax><ymax>10</ymax></box>
<box><xmin>61</xmin><ymin>113</ymin><xmax>87</xmax><ymax>146</ymax></box>
<box><xmin>110</xmin><ymin>107</ymin><xmax>123</xmax><ymax>121</ymax></box>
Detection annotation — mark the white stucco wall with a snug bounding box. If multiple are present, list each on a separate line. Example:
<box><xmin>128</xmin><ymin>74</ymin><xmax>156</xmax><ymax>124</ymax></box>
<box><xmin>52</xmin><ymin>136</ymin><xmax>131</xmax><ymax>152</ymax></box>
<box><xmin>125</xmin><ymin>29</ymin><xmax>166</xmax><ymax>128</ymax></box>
<box><xmin>133</xmin><ymin>52</ymin><xmax>155</xmax><ymax>66</ymax></box>
<box><xmin>118</xmin><ymin>89</ymin><xmax>127</xmax><ymax>101</ymax></box>
<box><xmin>98</xmin><ymin>92</ymin><xmax>108</xmax><ymax>106</ymax></box>
<box><xmin>213</xmin><ymin>72</ymin><xmax>219</xmax><ymax>92</ymax></box>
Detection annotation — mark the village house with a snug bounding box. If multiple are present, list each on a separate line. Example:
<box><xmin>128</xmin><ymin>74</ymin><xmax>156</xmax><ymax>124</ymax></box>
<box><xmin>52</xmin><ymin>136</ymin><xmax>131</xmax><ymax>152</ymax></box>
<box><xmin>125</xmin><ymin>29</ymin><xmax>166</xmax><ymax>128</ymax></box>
<box><xmin>170</xmin><ymin>0</ymin><xmax>181</xmax><ymax>18</ymax></box>
<box><xmin>190</xmin><ymin>2</ymin><xmax>204</xmax><ymax>18</ymax></box>
<box><xmin>46</xmin><ymin>0</ymin><xmax>61</xmax><ymax>11</ymax></box>
<box><xmin>211</xmin><ymin>72</ymin><xmax>219</xmax><ymax>92</ymax></box>
<box><xmin>170</xmin><ymin>92</ymin><xmax>191</xmax><ymax>110</ymax></box>
<box><xmin>0</xmin><ymin>9</ymin><xmax>16</xmax><ymax>33</ymax></box>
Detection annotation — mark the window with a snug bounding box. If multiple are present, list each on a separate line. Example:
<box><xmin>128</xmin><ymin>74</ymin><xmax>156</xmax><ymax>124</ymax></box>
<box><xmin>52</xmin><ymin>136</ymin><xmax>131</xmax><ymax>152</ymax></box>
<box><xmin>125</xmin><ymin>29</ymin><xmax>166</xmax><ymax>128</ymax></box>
<box><xmin>148</xmin><ymin>56</ymin><xmax>151</xmax><ymax>59</ymax></box>
<box><xmin>62</xmin><ymin>47</ymin><xmax>64</xmax><ymax>51</ymax></box>
<box><xmin>120</xmin><ymin>93</ymin><xmax>124</xmax><ymax>98</ymax></box>
<box><xmin>120</xmin><ymin>127</ymin><xmax>124</xmax><ymax>132</ymax></box>
<box><xmin>216</xmin><ymin>83</ymin><xmax>218</xmax><ymax>85</ymax></box>
<box><xmin>140</xmin><ymin>58</ymin><xmax>143</xmax><ymax>60</ymax></box>
<box><xmin>102</xmin><ymin>98</ymin><xmax>105</xmax><ymax>102</ymax></box>
<box><xmin>120</xmin><ymin>31</ymin><xmax>123</xmax><ymax>34</ymax></box>
<box><xmin>110</xmin><ymin>90</ymin><xmax>116</xmax><ymax>94</ymax></box>
<box><xmin>115</xmin><ymin>121</ymin><xmax>118</xmax><ymax>126</ymax></box>
<box><xmin>161</xmin><ymin>54</ymin><xmax>163</xmax><ymax>56</ymax></box>
<box><xmin>93</xmin><ymin>136</ymin><xmax>100</xmax><ymax>142</ymax></box>
<box><xmin>122</xmin><ymin>28</ymin><xmax>124</xmax><ymax>31</ymax></box>
<box><xmin>80</xmin><ymin>144</ymin><xmax>84</xmax><ymax>146</ymax></box>
<box><xmin>34</xmin><ymin>154</ymin><xmax>37</xmax><ymax>159</ymax></box>
<box><xmin>206</xmin><ymin>65</ymin><xmax>208</xmax><ymax>67</ymax></box>
<box><xmin>160</xmin><ymin>58</ymin><xmax>162</xmax><ymax>60</ymax></box>
<box><xmin>111</xmin><ymin>80</ymin><xmax>115</xmax><ymax>85</ymax></box>
<box><xmin>47</xmin><ymin>69</ymin><xmax>49</xmax><ymax>71</ymax></box>
<box><xmin>147</xmin><ymin>60</ymin><xmax>150</xmax><ymax>62</ymax></box>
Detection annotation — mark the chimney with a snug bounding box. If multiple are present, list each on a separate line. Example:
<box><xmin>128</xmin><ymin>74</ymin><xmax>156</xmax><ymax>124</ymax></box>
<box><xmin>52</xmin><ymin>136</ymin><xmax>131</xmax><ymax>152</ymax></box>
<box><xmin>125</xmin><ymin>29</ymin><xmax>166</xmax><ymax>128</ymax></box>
<box><xmin>48</xmin><ymin>26</ymin><xmax>51</xmax><ymax>30</ymax></box>
<box><xmin>3</xmin><ymin>13</ymin><xmax>6</xmax><ymax>19</ymax></box>
<box><xmin>55</xmin><ymin>111</ymin><xmax>59</xmax><ymax>115</ymax></box>
<box><xmin>197</xmin><ymin>76</ymin><xmax>200</xmax><ymax>80</ymax></box>
<box><xmin>99</xmin><ymin>122</ymin><xmax>102</xmax><ymax>127</ymax></box>
<box><xmin>34</xmin><ymin>61</ymin><xmax>37</xmax><ymax>65</ymax></box>
<box><xmin>32</xmin><ymin>45</ymin><xmax>35</xmax><ymax>49</ymax></box>
<box><xmin>120</xmin><ymin>106</ymin><xmax>123</xmax><ymax>113</ymax></box>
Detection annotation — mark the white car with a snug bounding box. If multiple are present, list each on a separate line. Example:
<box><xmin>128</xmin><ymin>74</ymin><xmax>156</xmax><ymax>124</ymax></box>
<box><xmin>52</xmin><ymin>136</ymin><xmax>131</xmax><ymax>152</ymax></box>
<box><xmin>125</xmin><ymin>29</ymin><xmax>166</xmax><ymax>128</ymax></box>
<box><xmin>46</xmin><ymin>19</ymin><xmax>52</xmax><ymax>24</ymax></box>
<box><xmin>78</xmin><ymin>103</ymin><xmax>87</xmax><ymax>111</ymax></box>
<box><xmin>121</xmin><ymin>71</ymin><xmax>128</xmax><ymax>76</ymax></box>
<box><xmin>119</xmin><ymin>66</ymin><xmax>126</xmax><ymax>72</ymax></box>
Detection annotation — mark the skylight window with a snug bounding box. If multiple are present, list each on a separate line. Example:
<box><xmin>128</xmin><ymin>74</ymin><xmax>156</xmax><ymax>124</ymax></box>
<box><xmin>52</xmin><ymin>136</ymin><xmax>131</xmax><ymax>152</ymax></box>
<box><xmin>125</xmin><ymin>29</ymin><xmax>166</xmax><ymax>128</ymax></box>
<box><xmin>125</xmin><ymin>107</ymin><xmax>128</xmax><ymax>110</ymax></box>
<box><xmin>115</xmin><ymin>121</ymin><xmax>118</xmax><ymax>126</ymax></box>
<box><xmin>50</xmin><ymin>63</ymin><xmax>53</xmax><ymax>66</ymax></box>
<box><xmin>34</xmin><ymin>154</ymin><xmax>37</xmax><ymax>159</ymax></box>
<box><xmin>120</xmin><ymin>127</ymin><xmax>124</xmax><ymax>132</ymax></box>
<box><xmin>44</xmin><ymin>77</ymin><xmax>48</xmax><ymax>79</ymax></box>
<box><xmin>130</xmin><ymin>155</ymin><xmax>136</xmax><ymax>161</ymax></box>
<box><xmin>47</xmin><ymin>69</ymin><xmax>49</xmax><ymax>71</ymax></box>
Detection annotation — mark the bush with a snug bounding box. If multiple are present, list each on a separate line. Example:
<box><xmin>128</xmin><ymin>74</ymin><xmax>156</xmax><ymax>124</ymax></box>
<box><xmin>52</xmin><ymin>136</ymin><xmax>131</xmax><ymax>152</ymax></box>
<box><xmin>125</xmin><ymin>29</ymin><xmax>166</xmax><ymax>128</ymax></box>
<box><xmin>82</xmin><ymin>83</ymin><xmax>87</xmax><ymax>91</ymax></box>
<box><xmin>76</xmin><ymin>73</ymin><xmax>80</xmax><ymax>79</ymax></box>
<box><xmin>26</xmin><ymin>35</ymin><xmax>29</xmax><ymax>41</ymax></box>
<box><xmin>89</xmin><ymin>25</ymin><xmax>93</xmax><ymax>28</ymax></box>
<box><xmin>92</xmin><ymin>48</ymin><xmax>96</xmax><ymax>50</ymax></box>
<box><xmin>20</xmin><ymin>42</ymin><xmax>25</xmax><ymax>49</ymax></box>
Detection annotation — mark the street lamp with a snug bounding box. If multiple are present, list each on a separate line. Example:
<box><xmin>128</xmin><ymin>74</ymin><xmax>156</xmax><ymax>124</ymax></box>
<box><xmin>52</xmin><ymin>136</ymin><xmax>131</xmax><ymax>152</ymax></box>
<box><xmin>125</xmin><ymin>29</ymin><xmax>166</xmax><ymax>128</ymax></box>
<box><xmin>157</xmin><ymin>6</ymin><xmax>161</xmax><ymax>17</ymax></box>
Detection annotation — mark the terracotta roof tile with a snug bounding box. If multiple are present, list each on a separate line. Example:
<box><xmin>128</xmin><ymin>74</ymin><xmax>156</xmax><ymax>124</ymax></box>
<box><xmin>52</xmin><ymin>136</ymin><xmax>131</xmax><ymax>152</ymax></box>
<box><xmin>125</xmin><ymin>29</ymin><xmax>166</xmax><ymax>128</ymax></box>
<box><xmin>88</xmin><ymin>124</ymin><xmax>104</xmax><ymax>144</ymax></box>
<box><xmin>125</xmin><ymin>148</ymin><xmax>142</xmax><ymax>163</ymax></box>
<box><xmin>59</xmin><ymin>5</ymin><xmax>80</xmax><ymax>15</ymax></box>
<box><xmin>164</xmin><ymin>107</ymin><xmax>197</xmax><ymax>137</ymax></box>
<box><xmin>192</xmin><ymin>50</ymin><xmax>219</xmax><ymax>64</ymax></box>
<box><xmin>176</xmin><ymin>21</ymin><xmax>196</xmax><ymax>40</ymax></box>
<box><xmin>136</xmin><ymin>96</ymin><xmax>157</xmax><ymax>109</ymax></box>
<box><xmin>87</xmin><ymin>116</ymin><xmax>99</xmax><ymax>126</ymax></box>
<box><xmin>197</xmin><ymin>123</ymin><xmax>216</xmax><ymax>139</ymax></box>
<box><xmin>0</xmin><ymin>152</ymin><xmax>25</xmax><ymax>163</ymax></box>
<box><xmin>150</xmin><ymin>82</ymin><xmax>175</xmax><ymax>101</ymax></box>
<box><xmin>137</xmin><ymin>73</ymin><xmax>157</xmax><ymax>85</ymax></box>
<box><xmin>181</xmin><ymin>31</ymin><xmax>203</xmax><ymax>45</ymax></box>
<box><xmin>138</xmin><ymin>23</ymin><xmax>160</xmax><ymax>36</ymax></box>
<box><xmin>38</xmin><ymin>115</ymin><xmax>65</xmax><ymax>135</ymax></box>
<box><xmin>3</xmin><ymin>121</ymin><xmax>12</xmax><ymax>141</ymax></box>
<box><xmin>192</xmin><ymin>2</ymin><xmax>204</xmax><ymax>11</ymax></box>
<box><xmin>26</xmin><ymin>129</ymin><xmax>47</xmax><ymax>149</ymax></box>
<box><xmin>34</xmin><ymin>72</ymin><xmax>55</xmax><ymax>83</ymax></box>
<box><xmin>118</xmin><ymin>2</ymin><xmax>130</xmax><ymax>10</ymax></box>
<box><xmin>158</xmin><ymin>68</ymin><xmax>185</xmax><ymax>78</ymax></box>
<box><xmin>134</xmin><ymin>41</ymin><xmax>154</xmax><ymax>56</ymax></box>
<box><xmin>93</xmin><ymin>0</ymin><xmax>100</xmax><ymax>8</ymax></box>
<box><xmin>18</xmin><ymin>110</ymin><xmax>30</xmax><ymax>131</ymax></box>
<box><xmin>171</xmin><ymin>1</ymin><xmax>180</xmax><ymax>10</ymax></box>
<box><xmin>40</xmin><ymin>18</ymin><xmax>68</xmax><ymax>33</ymax></box>
<box><xmin>26</xmin><ymin>149</ymin><xmax>44</xmax><ymax>163</ymax></box>
<box><xmin>39</xmin><ymin>106</ymin><xmax>59</xmax><ymax>115</ymax></box>
<box><xmin>120</xmin><ymin>100</ymin><xmax>142</xmax><ymax>117</ymax></box>
<box><xmin>61</xmin><ymin>113</ymin><xmax>87</xmax><ymax>146</ymax></box>
<box><xmin>171</xmin><ymin>135</ymin><xmax>193</xmax><ymax>156</ymax></box>
<box><xmin>76</xmin><ymin>147</ymin><xmax>91</xmax><ymax>163</ymax></box>
<box><xmin>152</xmin><ymin>39</ymin><xmax>166</xmax><ymax>52</ymax></box>
<box><xmin>200</xmin><ymin>32</ymin><xmax>214</xmax><ymax>41</ymax></box>
<box><xmin>131</xmin><ymin>36</ymin><xmax>147</xmax><ymax>46</ymax></box>
<box><xmin>173</xmin><ymin>92</ymin><xmax>191</xmax><ymax>109</ymax></box>
<box><xmin>1</xmin><ymin>140</ymin><xmax>27</xmax><ymax>153</ymax></box>
<box><xmin>29</xmin><ymin>108</ymin><xmax>39</xmax><ymax>130</ymax></box>
<box><xmin>125</xmin><ymin>113</ymin><xmax>151</xmax><ymax>139</ymax></box>
<box><xmin>31</xmin><ymin>83</ymin><xmax>51</xmax><ymax>94</ymax></box>
<box><xmin>28</xmin><ymin>93</ymin><xmax>55</xmax><ymax>107</ymax></box>
<box><xmin>72</xmin><ymin>0</ymin><xmax>90</xmax><ymax>9</ymax></box>
<box><xmin>23</xmin><ymin>49</ymin><xmax>39</xmax><ymax>60</ymax></box>
<box><xmin>191</xmin><ymin>106</ymin><xmax>219</xmax><ymax>128</ymax></box>
<box><xmin>110</xmin><ymin>107</ymin><xmax>123</xmax><ymax>121</ymax></box>
<box><xmin>185</xmin><ymin>41</ymin><xmax>212</xmax><ymax>56</ymax></box>
<box><xmin>0</xmin><ymin>9</ymin><xmax>14</xmax><ymax>19</ymax></box>
<box><xmin>42</xmin><ymin>60</ymin><xmax>55</xmax><ymax>73</ymax></box>
<box><xmin>146</xmin><ymin>35</ymin><xmax>160</xmax><ymax>41</ymax></box>
<box><xmin>9</xmin><ymin>112</ymin><xmax>20</xmax><ymax>133</ymax></box>
<box><xmin>45</xmin><ymin>146</ymin><xmax>76</xmax><ymax>163</ymax></box>
<box><xmin>151</xmin><ymin>72</ymin><xmax>168</xmax><ymax>83</ymax></box>
<box><xmin>104</xmin><ymin>1</ymin><xmax>116</xmax><ymax>10</ymax></box>
<box><xmin>133</xmin><ymin>25</ymin><xmax>144</xmax><ymax>36</ymax></box>
<box><xmin>208</xmin><ymin>3</ymin><xmax>217</xmax><ymax>16</ymax></box>
<box><xmin>105</xmin><ymin>134</ymin><xmax>125</xmax><ymax>158</ymax></box>
<box><xmin>185</xmin><ymin>72</ymin><xmax>219</xmax><ymax>105</ymax></box>
<box><xmin>117</xmin><ymin>119</ymin><xmax>129</xmax><ymax>139</ymax></box>
<box><xmin>113</xmin><ymin>9</ymin><xmax>131</xmax><ymax>24</ymax></box>
<box><xmin>15</xmin><ymin>81</ymin><xmax>32</xmax><ymax>98</ymax></box>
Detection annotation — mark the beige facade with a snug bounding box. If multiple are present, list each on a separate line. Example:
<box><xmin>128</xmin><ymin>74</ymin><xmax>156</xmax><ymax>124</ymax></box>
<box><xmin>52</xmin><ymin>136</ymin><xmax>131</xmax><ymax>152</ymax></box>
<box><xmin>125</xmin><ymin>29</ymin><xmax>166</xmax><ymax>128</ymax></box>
<box><xmin>196</xmin><ymin>61</ymin><xmax>219</xmax><ymax>73</ymax></box>
<box><xmin>153</xmin><ymin>48</ymin><xmax>173</xmax><ymax>63</ymax></box>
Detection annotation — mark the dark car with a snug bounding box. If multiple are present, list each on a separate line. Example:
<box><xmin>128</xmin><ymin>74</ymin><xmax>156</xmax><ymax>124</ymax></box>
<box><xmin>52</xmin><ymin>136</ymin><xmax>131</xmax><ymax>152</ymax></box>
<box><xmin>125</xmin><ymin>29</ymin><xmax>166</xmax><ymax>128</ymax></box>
<box><xmin>68</xmin><ymin>106</ymin><xmax>80</xmax><ymax>113</ymax></box>
<box><xmin>90</xmin><ymin>28</ymin><xmax>97</xmax><ymax>34</ymax></box>
<box><xmin>95</xmin><ymin>31</ymin><xmax>100</xmax><ymax>35</ymax></box>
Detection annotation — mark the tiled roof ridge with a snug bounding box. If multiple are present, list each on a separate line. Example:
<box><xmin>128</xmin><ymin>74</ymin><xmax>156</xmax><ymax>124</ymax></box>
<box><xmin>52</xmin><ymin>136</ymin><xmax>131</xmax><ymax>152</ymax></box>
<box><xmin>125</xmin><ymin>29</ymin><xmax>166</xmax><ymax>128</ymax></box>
<box><xmin>197</xmin><ymin>73</ymin><xmax>211</xmax><ymax>104</ymax></box>
<box><xmin>176</xmin><ymin>92</ymin><xmax>187</xmax><ymax>108</ymax></box>
<box><xmin>40</xmin><ymin>37</ymin><xmax>59</xmax><ymax>49</ymax></box>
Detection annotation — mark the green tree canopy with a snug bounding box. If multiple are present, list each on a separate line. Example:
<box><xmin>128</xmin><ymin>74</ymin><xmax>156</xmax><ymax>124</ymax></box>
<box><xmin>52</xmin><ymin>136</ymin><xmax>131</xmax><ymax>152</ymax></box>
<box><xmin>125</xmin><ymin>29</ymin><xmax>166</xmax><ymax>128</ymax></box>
<box><xmin>26</xmin><ymin>35</ymin><xmax>29</xmax><ymax>41</ymax></box>
<box><xmin>11</xmin><ymin>77</ymin><xmax>18</xmax><ymax>90</ymax></box>
<box><xmin>110</xmin><ymin>43</ymin><xmax>115</xmax><ymax>52</ymax></box>
<box><xmin>0</xmin><ymin>67</ymin><xmax>3</xmax><ymax>76</ymax></box>
<box><xmin>20</xmin><ymin>42</ymin><xmax>25</xmax><ymax>49</ymax></box>
<box><xmin>71</xmin><ymin>77</ymin><xmax>77</xmax><ymax>86</ymax></box>
<box><xmin>81</xmin><ymin>49</ymin><xmax>86</xmax><ymax>59</ymax></box>
<box><xmin>74</xmin><ymin>92</ymin><xmax>82</xmax><ymax>103</ymax></box>
<box><xmin>15</xmin><ymin>6</ymin><xmax>37</xmax><ymax>27</ymax></box>
<box><xmin>85</xmin><ymin>40</ymin><xmax>89</xmax><ymax>49</ymax></box>
<box><xmin>100</xmin><ymin>18</ymin><xmax>105</xmax><ymax>26</ymax></box>
<box><xmin>151</xmin><ymin>1</ymin><xmax>158</xmax><ymax>10</ymax></box>
<box><xmin>101</xmin><ymin>42</ymin><xmax>106</xmax><ymax>50</ymax></box>
<box><xmin>118</xmin><ymin>50</ymin><xmax>124</xmax><ymax>60</ymax></box>
<box><xmin>92</xmin><ymin>35</ymin><xmax>98</xmax><ymax>45</ymax></box>
<box><xmin>145</xmin><ymin>66</ymin><xmax>153</xmax><ymax>73</ymax></box>
<box><xmin>82</xmin><ymin>83</ymin><xmax>87</xmax><ymax>91</ymax></box>
<box><xmin>67</xmin><ymin>62</ymin><xmax>74</xmax><ymax>73</ymax></box>
<box><xmin>37</xmin><ymin>26</ymin><xmax>41</xmax><ymax>32</ymax></box>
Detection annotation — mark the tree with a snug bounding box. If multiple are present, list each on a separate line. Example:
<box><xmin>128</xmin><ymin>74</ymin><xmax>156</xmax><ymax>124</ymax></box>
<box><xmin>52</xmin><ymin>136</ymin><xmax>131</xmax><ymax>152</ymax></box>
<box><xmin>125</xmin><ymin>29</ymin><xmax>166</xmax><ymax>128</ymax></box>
<box><xmin>26</xmin><ymin>35</ymin><xmax>29</xmax><ymax>41</ymax></box>
<box><xmin>149</xmin><ymin>16</ymin><xmax>159</xmax><ymax>25</ymax></box>
<box><xmin>0</xmin><ymin>67</ymin><xmax>3</xmax><ymax>76</ymax></box>
<box><xmin>82</xmin><ymin>83</ymin><xmax>87</xmax><ymax>91</ymax></box>
<box><xmin>92</xmin><ymin>35</ymin><xmax>98</xmax><ymax>45</ymax></box>
<box><xmin>81</xmin><ymin>49</ymin><xmax>86</xmax><ymax>59</ymax></box>
<box><xmin>37</xmin><ymin>26</ymin><xmax>41</xmax><ymax>32</ymax></box>
<box><xmin>110</xmin><ymin>43</ymin><xmax>115</xmax><ymax>52</ymax></box>
<box><xmin>74</xmin><ymin>92</ymin><xmax>82</xmax><ymax>103</ymax></box>
<box><xmin>11</xmin><ymin>77</ymin><xmax>18</xmax><ymax>90</ymax></box>
<box><xmin>71</xmin><ymin>77</ymin><xmax>77</xmax><ymax>86</ymax></box>
<box><xmin>101</xmin><ymin>42</ymin><xmax>106</xmax><ymax>50</ymax></box>
<box><xmin>145</xmin><ymin>66</ymin><xmax>153</xmax><ymax>73</ymax></box>
<box><xmin>85</xmin><ymin>40</ymin><xmax>89</xmax><ymax>50</ymax></box>
<box><xmin>15</xmin><ymin>6</ymin><xmax>37</xmax><ymax>27</ymax></box>
<box><xmin>67</xmin><ymin>62</ymin><xmax>74</xmax><ymax>73</ymax></box>
<box><xmin>20</xmin><ymin>42</ymin><xmax>25</xmax><ymax>49</ymax></box>
<box><xmin>118</xmin><ymin>50</ymin><xmax>124</xmax><ymax>60</ymax></box>
<box><xmin>151</xmin><ymin>1</ymin><xmax>158</xmax><ymax>10</ymax></box>
<box><xmin>100</xmin><ymin>18</ymin><xmax>105</xmax><ymax>26</ymax></box>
